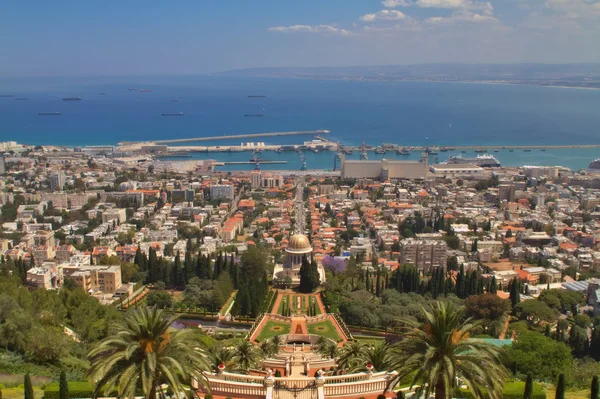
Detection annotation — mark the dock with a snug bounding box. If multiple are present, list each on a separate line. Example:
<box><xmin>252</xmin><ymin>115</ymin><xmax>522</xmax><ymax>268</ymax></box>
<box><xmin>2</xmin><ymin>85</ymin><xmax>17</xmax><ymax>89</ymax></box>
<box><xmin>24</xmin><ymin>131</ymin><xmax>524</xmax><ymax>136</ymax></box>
<box><xmin>120</xmin><ymin>130</ymin><xmax>330</xmax><ymax>146</ymax></box>
<box><xmin>214</xmin><ymin>161</ymin><xmax>288</xmax><ymax>166</ymax></box>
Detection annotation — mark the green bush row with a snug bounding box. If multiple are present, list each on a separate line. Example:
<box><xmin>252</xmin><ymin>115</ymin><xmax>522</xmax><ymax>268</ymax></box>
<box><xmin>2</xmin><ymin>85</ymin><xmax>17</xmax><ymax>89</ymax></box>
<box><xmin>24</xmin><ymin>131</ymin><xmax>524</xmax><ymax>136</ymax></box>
<box><xmin>43</xmin><ymin>381</ymin><xmax>95</xmax><ymax>399</ymax></box>
<box><xmin>459</xmin><ymin>381</ymin><xmax>546</xmax><ymax>399</ymax></box>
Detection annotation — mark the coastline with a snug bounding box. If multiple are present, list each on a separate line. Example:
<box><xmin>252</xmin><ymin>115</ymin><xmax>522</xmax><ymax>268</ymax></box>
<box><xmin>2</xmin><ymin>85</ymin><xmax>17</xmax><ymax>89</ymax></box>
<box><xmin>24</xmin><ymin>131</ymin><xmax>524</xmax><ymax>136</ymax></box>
<box><xmin>218</xmin><ymin>73</ymin><xmax>600</xmax><ymax>91</ymax></box>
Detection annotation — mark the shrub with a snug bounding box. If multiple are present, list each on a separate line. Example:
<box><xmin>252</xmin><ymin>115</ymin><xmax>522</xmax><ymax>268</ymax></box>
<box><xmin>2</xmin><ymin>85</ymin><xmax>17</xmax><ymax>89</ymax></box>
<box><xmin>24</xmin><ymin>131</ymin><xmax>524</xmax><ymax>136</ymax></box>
<box><xmin>43</xmin><ymin>382</ymin><xmax>95</xmax><ymax>399</ymax></box>
<box><xmin>459</xmin><ymin>381</ymin><xmax>546</xmax><ymax>399</ymax></box>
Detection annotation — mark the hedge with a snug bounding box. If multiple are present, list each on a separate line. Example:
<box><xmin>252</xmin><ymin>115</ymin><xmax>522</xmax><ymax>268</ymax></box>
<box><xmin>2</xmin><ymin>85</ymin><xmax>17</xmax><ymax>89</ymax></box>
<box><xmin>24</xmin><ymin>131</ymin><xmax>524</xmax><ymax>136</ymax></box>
<box><xmin>459</xmin><ymin>381</ymin><xmax>546</xmax><ymax>399</ymax></box>
<box><xmin>43</xmin><ymin>381</ymin><xmax>95</xmax><ymax>399</ymax></box>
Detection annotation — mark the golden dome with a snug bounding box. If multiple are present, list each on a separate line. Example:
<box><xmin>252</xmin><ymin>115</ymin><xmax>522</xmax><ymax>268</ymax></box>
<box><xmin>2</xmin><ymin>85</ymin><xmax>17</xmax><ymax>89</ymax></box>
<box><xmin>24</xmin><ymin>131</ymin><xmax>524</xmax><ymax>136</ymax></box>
<box><xmin>287</xmin><ymin>234</ymin><xmax>312</xmax><ymax>251</ymax></box>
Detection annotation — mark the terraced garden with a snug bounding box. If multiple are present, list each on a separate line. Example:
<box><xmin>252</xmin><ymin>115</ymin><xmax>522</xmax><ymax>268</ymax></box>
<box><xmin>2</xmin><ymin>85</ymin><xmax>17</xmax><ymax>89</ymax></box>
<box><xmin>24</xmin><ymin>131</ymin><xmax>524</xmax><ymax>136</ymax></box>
<box><xmin>277</xmin><ymin>294</ymin><xmax>321</xmax><ymax>316</ymax></box>
<box><xmin>307</xmin><ymin>319</ymin><xmax>342</xmax><ymax>342</ymax></box>
<box><xmin>255</xmin><ymin>320</ymin><xmax>291</xmax><ymax>342</ymax></box>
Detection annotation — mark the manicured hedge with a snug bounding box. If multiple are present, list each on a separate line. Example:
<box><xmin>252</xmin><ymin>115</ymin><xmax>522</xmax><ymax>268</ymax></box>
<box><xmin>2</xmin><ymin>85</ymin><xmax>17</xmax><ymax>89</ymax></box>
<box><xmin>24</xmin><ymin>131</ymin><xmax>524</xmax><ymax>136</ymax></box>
<box><xmin>459</xmin><ymin>381</ymin><xmax>546</xmax><ymax>399</ymax></box>
<box><xmin>43</xmin><ymin>381</ymin><xmax>95</xmax><ymax>399</ymax></box>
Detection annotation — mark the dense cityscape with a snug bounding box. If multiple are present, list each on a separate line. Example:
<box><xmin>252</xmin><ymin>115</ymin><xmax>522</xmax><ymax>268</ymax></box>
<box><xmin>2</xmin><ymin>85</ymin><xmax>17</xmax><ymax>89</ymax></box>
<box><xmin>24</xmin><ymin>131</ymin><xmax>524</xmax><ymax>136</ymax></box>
<box><xmin>1</xmin><ymin>137</ymin><xmax>600</xmax><ymax>399</ymax></box>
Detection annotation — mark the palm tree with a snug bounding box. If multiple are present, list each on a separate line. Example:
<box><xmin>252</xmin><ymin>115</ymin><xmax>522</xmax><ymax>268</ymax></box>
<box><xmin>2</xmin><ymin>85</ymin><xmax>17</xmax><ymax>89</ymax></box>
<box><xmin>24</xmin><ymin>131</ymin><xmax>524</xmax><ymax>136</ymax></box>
<box><xmin>322</xmin><ymin>342</ymin><xmax>339</xmax><ymax>360</ymax></box>
<box><xmin>338</xmin><ymin>341</ymin><xmax>366</xmax><ymax>371</ymax></box>
<box><xmin>359</xmin><ymin>342</ymin><xmax>394</xmax><ymax>372</ymax></box>
<box><xmin>88</xmin><ymin>306</ymin><xmax>211</xmax><ymax>399</ymax></box>
<box><xmin>270</xmin><ymin>335</ymin><xmax>282</xmax><ymax>354</ymax></box>
<box><xmin>315</xmin><ymin>336</ymin><xmax>330</xmax><ymax>354</ymax></box>
<box><xmin>206</xmin><ymin>345</ymin><xmax>235</xmax><ymax>372</ymax></box>
<box><xmin>391</xmin><ymin>301</ymin><xmax>508</xmax><ymax>399</ymax></box>
<box><xmin>233</xmin><ymin>340</ymin><xmax>259</xmax><ymax>372</ymax></box>
<box><xmin>259</xmin><ymin>340</ymin><xmax>274</xmax><ymax>358</ymax></box>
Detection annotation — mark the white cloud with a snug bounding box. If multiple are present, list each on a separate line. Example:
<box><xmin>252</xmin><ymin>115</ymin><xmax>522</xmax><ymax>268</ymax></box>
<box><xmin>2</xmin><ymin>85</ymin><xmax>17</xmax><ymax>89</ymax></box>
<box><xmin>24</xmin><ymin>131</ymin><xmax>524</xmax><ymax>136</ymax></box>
<box><xmin>425</xmin><ymin>10</ymin><xmax>499</xmax><ymax>24</ymax></box>
<box><xmin>545</xmin><ymin>0</ymin><xmax>600</xmax><ymax>20</ymax></box>
<box><xmin>268</xmin><ymin>24</ymin><xmax>352</xmax><ymax>36</ymax></box>
<box><xmin>383</xmin><ymin>0</ymin><xmax>493</xmax><ymax>12</ymax></box>
<box><xmin>360</xmin><ymin>9</ymin><xmax>407</xmax><ymax>22</ymax></box>
<box><xmin>381</xmin><ymin>0</ymin><xmax>410</xmax><ymax>7</ymax></box>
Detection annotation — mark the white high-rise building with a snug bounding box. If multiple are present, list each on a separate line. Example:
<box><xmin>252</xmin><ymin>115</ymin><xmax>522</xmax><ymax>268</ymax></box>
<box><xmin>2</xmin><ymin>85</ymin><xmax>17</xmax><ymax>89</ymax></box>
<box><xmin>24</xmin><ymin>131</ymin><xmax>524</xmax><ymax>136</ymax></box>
<box><xmin>50</xmin><ymin>171</ymin><xmax>65</xmax><ymax>191</ymax></box>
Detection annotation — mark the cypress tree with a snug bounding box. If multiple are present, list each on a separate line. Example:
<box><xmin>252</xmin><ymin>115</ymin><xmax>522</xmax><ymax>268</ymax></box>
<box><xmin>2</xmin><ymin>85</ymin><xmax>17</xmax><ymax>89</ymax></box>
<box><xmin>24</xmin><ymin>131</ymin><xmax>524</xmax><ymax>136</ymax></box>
<box><xmin>555</xmin><ymin>374</ymin><xmax>565</xmax><ymax>399</ymax></box>
<box><xmin>184</xmin><ymin>250</ymin><xmax>194</xmax><ymax>283</ymax></box>
<box><xmin>545</xmin><ymin>325</ymin><xmax>551</xmax><ymax>337</ymax></box>
<box><xmin>59</xmin><ymin>370</ymin><xmax>68</xmax><ymax>399</ymax></box>
<box><xmin>591</xmin><ymin>327</ymin><xmax>600</xmax><ymax>360</ymax></box>
<box><xmin>24</xmin><ymin>373</ymin><xmax>34</xmax><ymax>399</ymax></box>
<box><xmin>456</xmin><ymin>264</ymin><xmax>465</xmax><ymax>298</ymax></box>
<box><xmin>524</xmin><ymin>372</ymin><xmax>533</xmax><ymax>399</ymax></box>
<box><xmin>489</xmin><ymin>276</ymin><xmax>498</xmax><ymax>294</ymax></box>
<box><xmin>375</xmin><ymin>267</ymin><xmax>381</xmax><ymax>297</ymax></box>
<box><xmin>591</xmin><ymin>376</ymin><xmax>599</xmax><ymax>399</ymax></box>
<box><xmin>510</xmin><ymin>278</ymin><xmax>520</xmax><ymax>307</ymax></box>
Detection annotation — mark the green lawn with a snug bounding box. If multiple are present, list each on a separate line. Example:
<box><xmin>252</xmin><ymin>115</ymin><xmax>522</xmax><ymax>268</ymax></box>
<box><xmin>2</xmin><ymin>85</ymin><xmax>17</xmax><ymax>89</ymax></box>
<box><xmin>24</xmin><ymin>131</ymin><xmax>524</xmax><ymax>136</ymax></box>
<box><xmin>353</xmin><ymin>335</ymin><xmax>386</xmax><ymax>345</ymax></box>
<box><xmin>1</xmin><ymin>386</ymin><xmax>45</xmax><ymax>399</ymax></box>
<box><xmin>307</xmin><ymin>320</ymin><xmax>342</xmax><ymax>342</ymax></box>
<box><xmin>255</xmin><ymin>320</ymin><xmax>291</xmax><ymax>342</ymax></box>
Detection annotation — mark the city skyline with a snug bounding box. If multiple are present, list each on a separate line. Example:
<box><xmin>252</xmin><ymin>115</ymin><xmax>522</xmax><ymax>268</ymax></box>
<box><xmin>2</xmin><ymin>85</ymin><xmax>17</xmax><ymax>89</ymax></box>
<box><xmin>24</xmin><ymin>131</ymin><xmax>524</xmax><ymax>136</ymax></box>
<box><xmin>1</xmin><ymin>0</ymin><xmax>600</xmax><ymax>77</ymax></box>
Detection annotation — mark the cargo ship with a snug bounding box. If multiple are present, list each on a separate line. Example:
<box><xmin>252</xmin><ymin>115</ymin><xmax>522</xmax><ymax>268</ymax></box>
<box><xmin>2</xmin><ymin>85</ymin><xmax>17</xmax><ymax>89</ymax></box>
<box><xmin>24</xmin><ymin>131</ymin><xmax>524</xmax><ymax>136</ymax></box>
<box><xmin>39</xmin><ymin>112</ymin><xmax>61</xmax><ymax>116</ymax></box>
<box><xmin>245</xmin><ymin>114</ymin><xmax>264</xmax><ymax>117</ymax></box>
<box><xmin>139</xmin><ymin>89</ymin><xmax>152</xmax><ymax>93</ymax></box>
<box><xmin>396</xmin><ymin>147</ymin><xmax>410</xmax><ymax>155</ymax></box>
<box><xmin>162</xmin><ymin>112</ymin><xmax>184</xmax><ymax>116</ymax></box>
<box><xmin>62</xmin><ymin>97</ymin><xmax>81</xmax><ymax>101</ymax></box>
<box><xmin>128</xmin><ymin>87</ymin><xmax>137</xmax><ymax>91</ymax></box>
<box><xmin>100</xmin><ymin>92</ymin><xmax>108</xmax><ymax>95</ymax></box>
<box><xmin>445</xmin><ymin>154</ymin><xmax>501</xmax><ymax>168</ymax></box>
<box><xmin>15</xmin><ymin>98</ymin><xmax>28</xmax><ymax>100</ymax></box>
<box><xmin>248</xmin><ymin>95</ymin><xmax>266</xmax><ymax>98</ymax></box>
<box><xmin>374</xmin><ymin>147</ymin><xmax>385</xmax><ymax>154</ymax></box>
<box><xmin>0</xmin><ymin>94</ymin><xmax>15</xmax><ymax>98</ymax></box>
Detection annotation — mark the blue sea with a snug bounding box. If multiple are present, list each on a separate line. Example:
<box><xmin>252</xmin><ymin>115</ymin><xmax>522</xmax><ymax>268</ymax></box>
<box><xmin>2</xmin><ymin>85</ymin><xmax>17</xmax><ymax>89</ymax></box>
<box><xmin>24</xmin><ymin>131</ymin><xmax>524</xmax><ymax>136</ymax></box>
<box><xmin>1</xmin><ymin>75</ymin><xmax>599</xmax><ymax>170</ymax></box>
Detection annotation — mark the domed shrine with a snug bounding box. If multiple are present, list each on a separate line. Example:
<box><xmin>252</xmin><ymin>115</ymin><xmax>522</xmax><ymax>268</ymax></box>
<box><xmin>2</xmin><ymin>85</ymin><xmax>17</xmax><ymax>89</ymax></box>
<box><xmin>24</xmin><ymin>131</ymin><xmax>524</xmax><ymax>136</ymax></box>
<box><xmin>273</xmin><ymin>233</ymin><xmax>326</xmax><ymax>287</ymax></box>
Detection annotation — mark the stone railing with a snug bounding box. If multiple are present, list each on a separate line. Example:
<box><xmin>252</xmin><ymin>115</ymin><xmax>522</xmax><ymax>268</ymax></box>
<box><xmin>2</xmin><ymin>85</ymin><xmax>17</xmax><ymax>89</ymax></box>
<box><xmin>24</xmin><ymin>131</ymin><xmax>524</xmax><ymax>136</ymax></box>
<box><xmin>304</xmin><ymin>314</ymin><xmax>328</xmax><ymax>323</ymax></box>
<box><xmin>322</xmin><ymin>378</ymin><xmax>389</xmax><ymax>397</ymax></box>
<box><xmin>221</xmin><ymin>372</ymin><xmax>265</xmax><ymax>385</ymax></box>
<box><xmin>268</xmin><ymin>313</ymin><xmax>292</xmax><ymax>323</ymax></box>
<box><xmin>196</xmin><ymin>370</ymin><xmax>396</xmax><ymax>399</ymax></box>
<box><xmin>206</xmin><ymin>379</ymin><xmax>267</xmax><ymax>397</ymax></box>
<box><xmin>324</xmin><ymin>371</ymin><xmax>388</xmax><ymax>384</ymax></box>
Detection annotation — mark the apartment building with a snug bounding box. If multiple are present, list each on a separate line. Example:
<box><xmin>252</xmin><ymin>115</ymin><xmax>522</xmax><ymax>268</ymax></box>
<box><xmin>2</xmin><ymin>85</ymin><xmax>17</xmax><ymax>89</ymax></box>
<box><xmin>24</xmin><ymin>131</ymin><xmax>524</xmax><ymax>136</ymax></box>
<box><xmin>399</xmin><ymin>238</ymin><xmax>448</xmax><ymax>272</ymax></box>
<box><xmin>63</xmin><ymin>264</ymin><xmax>122</xmax><ymax>294</ymax></box>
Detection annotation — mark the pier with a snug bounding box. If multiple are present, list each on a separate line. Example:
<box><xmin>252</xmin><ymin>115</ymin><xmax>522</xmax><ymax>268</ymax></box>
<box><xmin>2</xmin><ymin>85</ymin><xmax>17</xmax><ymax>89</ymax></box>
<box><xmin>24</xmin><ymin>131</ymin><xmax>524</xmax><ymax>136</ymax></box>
<box><xmin>214</xmin><ymin>160</ymin><xmax>288</xmax><ymax>166</ymax></box>
<box><xmin>119</xmin><ymin>130</ymin><xmax>330</xmax><ymax>146</ymax></box>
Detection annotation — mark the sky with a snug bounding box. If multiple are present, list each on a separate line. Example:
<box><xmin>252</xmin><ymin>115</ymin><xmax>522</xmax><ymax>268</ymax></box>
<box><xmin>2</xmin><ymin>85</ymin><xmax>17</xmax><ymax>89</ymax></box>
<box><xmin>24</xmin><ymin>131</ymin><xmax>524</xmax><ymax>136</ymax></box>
<box><xmin>1</xmin><ymin>0</ymin><xmax>599</xmax><ymax>76</ymax></box>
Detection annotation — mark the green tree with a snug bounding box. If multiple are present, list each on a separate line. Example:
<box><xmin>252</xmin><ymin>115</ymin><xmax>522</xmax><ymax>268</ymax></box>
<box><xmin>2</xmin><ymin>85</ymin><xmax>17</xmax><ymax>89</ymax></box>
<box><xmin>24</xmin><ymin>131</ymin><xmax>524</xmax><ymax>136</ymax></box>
<box><xmin>206</xmin><ymin>345</ymin><xmax>235</xmax><ymax>372</ymax></box>
<box><xmin>337</xmin><ymin>341</ymin><xmax>365</xmax><ymax>371</ymax></box>
<box><xmin>555</xmin><ymin>374</ymin><xmax>565</xmax><ymax>399</ymax></box>
<box><xmin>509</xmin><ymin>278</ymin><xmax>520</xmax><ymax>307</ymax></box>
<box><xmin>508</xmin><ymin>332</ymin><xmax>573</xmax><ymax>382</ymax></box>
<box><xmin>524</xmin><ymin>372</ymin><xmax>533</xmax><ymax>399</ymax></box>
<box><xmin>59</xmin><ymin>370</ymin><xmax>68</xmax><ymax>399</ymax></box>
<box><xmin>146</xmin><ymin>291</ymin><xmax>173</xmax><ymax>308</ymax></box>
<box><xmin>233</xmin><ymin>341</ymin><xmax>258</xmax><ymax>372</ymax></box>
<box><xmin>392</xmin><ymin>301</ymin><xmax>508</xmax><ymax>399</ymax></box>
<box><xmin>592</xmin><ymin>376</ymin><xmax>599</xmax><ymax>399</ymax></box>
<box><xmin>24</xmin><ymin>373</ymin><xmax>34</xmax><ymax>399</ymax></box>
<box><xmin>514</xmin><ymin>300</ymin><xmax>558</xmax><ymax>323</ymax></box>
<box><xmin>87</xmin><ymin>306</ymin><xmax>210</xmax><ymax>399</ymax></box>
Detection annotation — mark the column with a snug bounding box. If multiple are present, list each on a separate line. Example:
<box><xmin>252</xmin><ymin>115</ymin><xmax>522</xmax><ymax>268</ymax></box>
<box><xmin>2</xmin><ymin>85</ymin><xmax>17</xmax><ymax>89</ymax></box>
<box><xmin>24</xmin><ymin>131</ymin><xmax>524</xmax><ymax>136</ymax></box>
<box><xmin>265</xmin><ymin>370</ymin><xmax>275</xmax><ymax>399</ymax></box>
<box><xmin>316</xmin><ymin>369</ymin><xmax>325</xmax><ymax>399</ymax></box>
